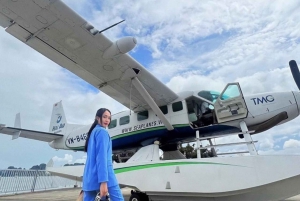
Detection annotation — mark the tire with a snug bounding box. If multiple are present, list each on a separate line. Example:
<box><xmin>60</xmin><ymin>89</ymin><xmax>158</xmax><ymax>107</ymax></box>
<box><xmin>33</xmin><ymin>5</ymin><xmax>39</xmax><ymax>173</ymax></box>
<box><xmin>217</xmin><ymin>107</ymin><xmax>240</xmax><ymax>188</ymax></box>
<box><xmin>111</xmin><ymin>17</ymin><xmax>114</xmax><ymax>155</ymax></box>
<box><xmin>129</xmin><ymin>193</ymin><xmax>141</xmax><ymax>201</ymax></box>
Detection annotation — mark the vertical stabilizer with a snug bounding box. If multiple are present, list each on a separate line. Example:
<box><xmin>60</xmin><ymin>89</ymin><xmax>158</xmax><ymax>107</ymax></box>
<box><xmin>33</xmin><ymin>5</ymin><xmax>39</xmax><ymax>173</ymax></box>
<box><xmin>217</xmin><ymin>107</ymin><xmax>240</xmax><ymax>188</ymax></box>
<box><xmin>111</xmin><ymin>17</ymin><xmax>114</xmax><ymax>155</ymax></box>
<box><xmin>49</xmin><ymin>101</ymin><xmax>67</xmax><ymax>134</ymax></box>
<box><xmin>46</xmin><ymin>158</ymin><xmax>54</xmax><ymax>168</ymax></box>
<box><xmin>14</xmin><ymin>113</ymin><xmax>21</xmax><ymax>128</ymax></box>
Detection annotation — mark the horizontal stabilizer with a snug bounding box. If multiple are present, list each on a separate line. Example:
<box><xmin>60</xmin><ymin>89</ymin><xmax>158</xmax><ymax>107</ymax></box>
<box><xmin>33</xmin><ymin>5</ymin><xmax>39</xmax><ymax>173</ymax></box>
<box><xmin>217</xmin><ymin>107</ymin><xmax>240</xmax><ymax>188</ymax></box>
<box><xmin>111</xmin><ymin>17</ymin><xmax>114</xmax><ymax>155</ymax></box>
<box><xmin>0</xmin><ymin>125</ymin><xmax>63</xmax><ymax>142</ymax></box>
<box><xmin>47</xmin><ymin>166</ymin><xmax>84</xmax><ymax>181</ymax></box>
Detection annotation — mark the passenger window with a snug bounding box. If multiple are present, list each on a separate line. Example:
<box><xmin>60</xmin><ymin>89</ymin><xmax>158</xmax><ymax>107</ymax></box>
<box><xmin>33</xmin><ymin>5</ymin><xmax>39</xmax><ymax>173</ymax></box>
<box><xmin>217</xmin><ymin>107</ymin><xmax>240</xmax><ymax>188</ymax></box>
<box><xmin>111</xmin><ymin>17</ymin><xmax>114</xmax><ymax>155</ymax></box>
<box><xmin>120</xmin><ymin>116</ymin><xmax>130</xmax><ymax>125</ymax></box>
<box><xmin>172</xmin><ymin>101</ymin><xmax>183</xmax><ymax>112</ymax></box>
<box><xmin>159</xmin><ymin>105</ymin><xmax>168</xmax><ymax>114</ymax></box>
<box><xmin>108</xmin><ymin>119</ymin><xmax>117</xmax><ymax>129</ymax></box>
<box><xmin>138</xmin><ymin>111</ymin><xmax>148</xmax><ymax>121</ymax></box>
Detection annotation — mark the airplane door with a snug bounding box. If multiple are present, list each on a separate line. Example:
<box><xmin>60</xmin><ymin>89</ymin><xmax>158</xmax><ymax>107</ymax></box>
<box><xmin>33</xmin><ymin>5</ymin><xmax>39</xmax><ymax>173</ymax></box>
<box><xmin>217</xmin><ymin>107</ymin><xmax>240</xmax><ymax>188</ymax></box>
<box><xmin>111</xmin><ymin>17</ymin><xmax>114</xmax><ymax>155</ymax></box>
<box><xmin>214</xmin><ymin>83</ymin><xmax>248</xmax><ymax>123</ymax></box>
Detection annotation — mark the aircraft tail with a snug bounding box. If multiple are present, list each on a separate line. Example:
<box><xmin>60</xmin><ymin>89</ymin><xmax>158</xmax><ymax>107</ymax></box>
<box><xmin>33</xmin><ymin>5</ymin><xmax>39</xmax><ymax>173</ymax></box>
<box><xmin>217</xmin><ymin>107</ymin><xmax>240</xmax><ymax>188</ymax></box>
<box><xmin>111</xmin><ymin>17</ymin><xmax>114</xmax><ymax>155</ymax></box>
<box><xmin>49</xmin><ymin>101</ymin><xmax>67</xmax><ymax>134</ymax></box>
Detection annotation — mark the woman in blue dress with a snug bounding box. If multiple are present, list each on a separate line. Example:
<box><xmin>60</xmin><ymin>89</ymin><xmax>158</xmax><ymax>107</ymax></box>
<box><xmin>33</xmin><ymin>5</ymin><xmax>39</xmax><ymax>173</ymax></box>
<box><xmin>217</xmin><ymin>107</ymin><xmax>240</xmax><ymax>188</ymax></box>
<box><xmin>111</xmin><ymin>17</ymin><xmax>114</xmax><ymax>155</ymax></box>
<box><xmin>83</xmin><ymin>108</ymin><xmax>124</xmax><ymax>201</ymax></box>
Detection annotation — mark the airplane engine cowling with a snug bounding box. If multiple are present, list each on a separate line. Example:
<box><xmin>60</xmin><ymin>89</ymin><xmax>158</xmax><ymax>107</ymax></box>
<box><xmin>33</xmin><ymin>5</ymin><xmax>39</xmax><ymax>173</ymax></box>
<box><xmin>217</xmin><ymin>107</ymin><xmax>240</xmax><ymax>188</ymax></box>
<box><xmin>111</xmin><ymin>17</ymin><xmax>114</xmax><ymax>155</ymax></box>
<box><xmin>103</xmin><ymin>37</ymin><xmax>137</xmax><ymax>59</ymax></box>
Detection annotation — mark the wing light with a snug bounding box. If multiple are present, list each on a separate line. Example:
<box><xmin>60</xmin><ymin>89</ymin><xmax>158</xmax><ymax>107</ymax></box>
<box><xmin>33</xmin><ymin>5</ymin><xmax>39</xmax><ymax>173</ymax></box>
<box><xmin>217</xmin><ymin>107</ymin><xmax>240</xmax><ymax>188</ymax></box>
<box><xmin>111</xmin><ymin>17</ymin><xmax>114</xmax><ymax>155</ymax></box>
<box><xmin>84</xmin><ymin>23</ymin><xmax>94</xmax><ymax>31</ymax></box>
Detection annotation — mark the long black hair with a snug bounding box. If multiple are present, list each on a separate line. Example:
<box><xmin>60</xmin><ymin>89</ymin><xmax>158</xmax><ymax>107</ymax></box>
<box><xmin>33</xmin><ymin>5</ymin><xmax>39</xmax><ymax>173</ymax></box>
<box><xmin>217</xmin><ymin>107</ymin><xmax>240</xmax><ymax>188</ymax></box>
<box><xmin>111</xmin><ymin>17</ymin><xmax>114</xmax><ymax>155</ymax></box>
<box><xmin>84</xmin><ymin>108</ymin><xmax>111</xmax><ymax>152</ymax></box>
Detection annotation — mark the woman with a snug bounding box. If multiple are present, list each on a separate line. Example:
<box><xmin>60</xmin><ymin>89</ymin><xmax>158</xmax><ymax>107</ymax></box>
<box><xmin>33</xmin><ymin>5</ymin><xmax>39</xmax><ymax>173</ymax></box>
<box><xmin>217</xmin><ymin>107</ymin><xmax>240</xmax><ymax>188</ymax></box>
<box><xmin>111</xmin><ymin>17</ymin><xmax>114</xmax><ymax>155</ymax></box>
<box><xmin>83</xmin><ymin>108</ymin><xmax>124</xmax><ymax>201</ymax></box>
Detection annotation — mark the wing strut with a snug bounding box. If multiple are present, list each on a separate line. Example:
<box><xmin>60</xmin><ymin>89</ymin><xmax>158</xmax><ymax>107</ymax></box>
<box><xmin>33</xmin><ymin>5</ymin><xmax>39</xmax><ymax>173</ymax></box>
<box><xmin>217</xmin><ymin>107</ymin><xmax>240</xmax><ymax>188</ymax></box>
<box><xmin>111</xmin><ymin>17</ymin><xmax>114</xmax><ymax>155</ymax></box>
<box><xmin>132</xmin><ymin>77</ymin><xmax>174</xmax><ymax>131</ymax></box>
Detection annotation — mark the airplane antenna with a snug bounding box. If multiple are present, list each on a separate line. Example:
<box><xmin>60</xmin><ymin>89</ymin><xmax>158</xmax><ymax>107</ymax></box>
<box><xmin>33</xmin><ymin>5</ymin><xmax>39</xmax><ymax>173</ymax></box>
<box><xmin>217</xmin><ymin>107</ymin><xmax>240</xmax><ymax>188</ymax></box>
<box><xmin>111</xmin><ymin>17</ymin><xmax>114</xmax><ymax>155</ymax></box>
<box><xmin>99</xmin><ymin>20</ymin><xmax>125</xmax><ymax>33</ymax></box>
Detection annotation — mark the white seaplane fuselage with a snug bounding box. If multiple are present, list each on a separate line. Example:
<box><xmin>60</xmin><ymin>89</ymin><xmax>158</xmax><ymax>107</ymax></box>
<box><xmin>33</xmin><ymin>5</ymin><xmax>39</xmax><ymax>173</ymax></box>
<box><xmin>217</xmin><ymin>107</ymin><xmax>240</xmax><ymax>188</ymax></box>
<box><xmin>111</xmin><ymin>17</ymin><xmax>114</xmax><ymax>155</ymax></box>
<box><xmin>49</xmin><ymin>89</ymin><xmax>300</xmax><ymax>153</ymax></box>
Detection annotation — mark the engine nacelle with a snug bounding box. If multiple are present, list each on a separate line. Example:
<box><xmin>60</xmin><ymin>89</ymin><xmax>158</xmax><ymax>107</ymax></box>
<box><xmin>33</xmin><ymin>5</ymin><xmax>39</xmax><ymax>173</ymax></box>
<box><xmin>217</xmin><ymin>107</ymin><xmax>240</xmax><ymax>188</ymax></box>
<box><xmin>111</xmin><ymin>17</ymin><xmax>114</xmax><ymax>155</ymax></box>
<box><xmin>103</xmin><ymin>36</ymin><xmax>137</xmax><ymax>59</ymax></box>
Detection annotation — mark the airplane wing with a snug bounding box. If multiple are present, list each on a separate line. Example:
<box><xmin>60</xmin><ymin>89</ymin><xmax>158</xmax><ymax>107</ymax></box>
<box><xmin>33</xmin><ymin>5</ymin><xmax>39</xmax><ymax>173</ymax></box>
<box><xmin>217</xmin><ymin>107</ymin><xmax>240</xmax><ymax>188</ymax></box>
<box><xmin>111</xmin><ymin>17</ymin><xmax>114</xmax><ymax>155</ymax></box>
<box><xmin>0</xmin><ymin>125</ymin><xmax>63</xmax><ymax>142</ymax></box>
<box><xmin>0</xmin><ymin>0</ymin><xmax>178</xmax><ymax>112</ymax></box>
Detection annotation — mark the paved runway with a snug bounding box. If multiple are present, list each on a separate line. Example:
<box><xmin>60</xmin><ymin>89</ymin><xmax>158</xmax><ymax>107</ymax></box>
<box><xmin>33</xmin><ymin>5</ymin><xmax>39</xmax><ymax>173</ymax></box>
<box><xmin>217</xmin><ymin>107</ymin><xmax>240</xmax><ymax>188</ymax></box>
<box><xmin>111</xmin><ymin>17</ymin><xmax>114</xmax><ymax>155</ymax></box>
<box><xmin>0</xmin><ymin>187</ymin><xmax>299</xmax><ymax>201</ymax></box>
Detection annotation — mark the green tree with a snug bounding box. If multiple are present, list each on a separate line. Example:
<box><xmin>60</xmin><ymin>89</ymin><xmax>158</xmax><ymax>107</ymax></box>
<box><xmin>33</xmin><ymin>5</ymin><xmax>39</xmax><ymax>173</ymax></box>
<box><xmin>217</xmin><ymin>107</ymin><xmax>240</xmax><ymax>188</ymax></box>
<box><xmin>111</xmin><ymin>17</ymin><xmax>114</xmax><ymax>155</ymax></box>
<box><xmin>30</xmin><ymin>165</ymin><xmax>40</xmax><ymax>170</ymax></box>
<box><xmin>40</xmin><ymin>163</ymin><xmax>46</xmax><ymax>170</ymax></box>
<box><xmin>179</xmin><ymin>143</ymin><xmax>197</xmax><ymax>158</ymax></box>
<box><xmin>64</xmin><ymin>163</ymin><xmax>84</xmax><ymax>166</ymax></box>
<box><xmin>179</xmin><ymin>143</ymin><xmax>214</xmax><ymax>158</ymax></box>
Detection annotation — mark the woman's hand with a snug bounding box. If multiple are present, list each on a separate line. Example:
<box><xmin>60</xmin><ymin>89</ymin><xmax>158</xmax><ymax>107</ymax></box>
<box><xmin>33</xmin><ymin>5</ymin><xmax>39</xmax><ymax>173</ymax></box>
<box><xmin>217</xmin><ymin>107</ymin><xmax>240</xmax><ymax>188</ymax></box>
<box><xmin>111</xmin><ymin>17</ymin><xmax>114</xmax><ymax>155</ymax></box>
<box><xmin>100</xmin><ymin>182</ymin><xmax>108</xmax><ymax>197</ymax></box>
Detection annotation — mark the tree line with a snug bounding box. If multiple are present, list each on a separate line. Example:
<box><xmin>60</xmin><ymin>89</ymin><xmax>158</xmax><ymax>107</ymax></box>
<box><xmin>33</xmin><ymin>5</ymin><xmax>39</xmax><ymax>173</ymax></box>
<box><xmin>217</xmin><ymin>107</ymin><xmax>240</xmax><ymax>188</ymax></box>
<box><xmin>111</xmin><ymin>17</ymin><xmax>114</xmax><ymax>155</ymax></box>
<box><xmin>5</xmin><ymin>163</ymin><xmax>46</xmax><ymax>170</ymax></box>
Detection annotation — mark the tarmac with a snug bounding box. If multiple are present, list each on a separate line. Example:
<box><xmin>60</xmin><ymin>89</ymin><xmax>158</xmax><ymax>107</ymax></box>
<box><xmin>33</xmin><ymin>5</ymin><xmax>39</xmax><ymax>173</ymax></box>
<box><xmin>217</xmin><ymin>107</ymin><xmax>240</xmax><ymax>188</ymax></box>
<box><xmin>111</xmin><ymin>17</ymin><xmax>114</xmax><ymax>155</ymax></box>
<box><xmin>0</xmin><ymin>187</ymin><xmax>299</xmax><ymax>201</ymax></box>
<box><xmin>0</xmin><ymin>187</ymin><xmax>131</xmax><ymax>201</ymax></box>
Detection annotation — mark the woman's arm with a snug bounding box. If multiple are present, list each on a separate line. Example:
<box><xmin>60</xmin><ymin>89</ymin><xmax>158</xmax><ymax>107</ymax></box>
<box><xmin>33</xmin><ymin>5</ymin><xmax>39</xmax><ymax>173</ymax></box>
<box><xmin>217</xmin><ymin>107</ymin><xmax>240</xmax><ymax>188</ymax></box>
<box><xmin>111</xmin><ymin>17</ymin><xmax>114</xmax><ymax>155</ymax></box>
<box><xmin>95</xmin><ymin>128</ymin><xmax>110</xmax><ymax>183</ymax></box>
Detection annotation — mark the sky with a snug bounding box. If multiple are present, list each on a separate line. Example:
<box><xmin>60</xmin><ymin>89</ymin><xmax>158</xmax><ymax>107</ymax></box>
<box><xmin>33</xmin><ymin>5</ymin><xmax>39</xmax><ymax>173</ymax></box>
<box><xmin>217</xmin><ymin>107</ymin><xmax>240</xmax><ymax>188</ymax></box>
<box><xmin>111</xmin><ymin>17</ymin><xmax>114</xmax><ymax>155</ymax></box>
<box><xmin>1</xmin><ymin>0</ymin><xmax>300</xmax><ymax>169</ymax></box>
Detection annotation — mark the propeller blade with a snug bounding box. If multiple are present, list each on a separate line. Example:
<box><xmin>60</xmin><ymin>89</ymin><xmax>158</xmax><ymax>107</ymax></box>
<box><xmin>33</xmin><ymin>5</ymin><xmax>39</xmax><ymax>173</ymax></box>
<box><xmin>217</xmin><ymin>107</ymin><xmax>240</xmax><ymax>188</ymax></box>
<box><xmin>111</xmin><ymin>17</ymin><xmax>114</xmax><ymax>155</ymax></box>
<box><xmin>289</xmin><ymin>60</ymin><xmax>300</xmax><ymax>90</ymax></box>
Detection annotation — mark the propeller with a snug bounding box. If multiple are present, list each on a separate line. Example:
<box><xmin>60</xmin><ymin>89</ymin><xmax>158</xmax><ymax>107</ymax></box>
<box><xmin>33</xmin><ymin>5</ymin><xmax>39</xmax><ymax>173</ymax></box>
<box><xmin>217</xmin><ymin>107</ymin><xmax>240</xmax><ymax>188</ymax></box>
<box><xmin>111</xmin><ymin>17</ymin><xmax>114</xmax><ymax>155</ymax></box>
<box><xmin>289</xmin><ymin>60</ymin><xmax>300</xmax><ymax>90</ymax></box>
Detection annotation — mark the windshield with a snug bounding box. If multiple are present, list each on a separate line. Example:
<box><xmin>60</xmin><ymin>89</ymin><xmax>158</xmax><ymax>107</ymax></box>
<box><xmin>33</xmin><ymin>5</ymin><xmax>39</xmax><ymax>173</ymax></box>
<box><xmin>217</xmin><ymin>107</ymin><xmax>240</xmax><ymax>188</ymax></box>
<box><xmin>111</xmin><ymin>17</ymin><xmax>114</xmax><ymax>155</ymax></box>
<box><xmin>197</xmin><ymin>90</ymin><xmax>222</xmax><ymax>103</ymax></box>
<box><xmin>220</xmin><ymin>84</ymin><xmax>241</xmax><ymax>100</ymax></box>
<box><xmin>198</xmin><ymin>90</ymin><xmax>231</xmax><ymax>102</ymax></box>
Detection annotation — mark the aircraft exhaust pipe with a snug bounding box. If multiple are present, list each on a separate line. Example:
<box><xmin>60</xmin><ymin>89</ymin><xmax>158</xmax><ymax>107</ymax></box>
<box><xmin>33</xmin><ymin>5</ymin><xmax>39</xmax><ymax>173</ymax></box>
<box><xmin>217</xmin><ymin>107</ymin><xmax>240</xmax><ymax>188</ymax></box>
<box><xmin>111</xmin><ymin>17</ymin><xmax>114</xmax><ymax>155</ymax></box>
<box><xmin>289</xmin><ymin>60</ymin><xmax>300</xmax><ymax>90</ymax></box>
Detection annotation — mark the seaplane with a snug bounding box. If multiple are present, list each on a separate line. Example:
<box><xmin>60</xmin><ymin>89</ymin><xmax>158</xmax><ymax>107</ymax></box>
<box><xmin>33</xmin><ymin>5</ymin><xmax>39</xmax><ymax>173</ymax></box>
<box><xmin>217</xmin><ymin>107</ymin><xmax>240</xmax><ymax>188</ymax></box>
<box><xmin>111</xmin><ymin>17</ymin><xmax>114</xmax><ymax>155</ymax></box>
<box><xmin>1</xmin><ymin>1</ymin><xmax>300</xmax><ymax>200</ymax></box>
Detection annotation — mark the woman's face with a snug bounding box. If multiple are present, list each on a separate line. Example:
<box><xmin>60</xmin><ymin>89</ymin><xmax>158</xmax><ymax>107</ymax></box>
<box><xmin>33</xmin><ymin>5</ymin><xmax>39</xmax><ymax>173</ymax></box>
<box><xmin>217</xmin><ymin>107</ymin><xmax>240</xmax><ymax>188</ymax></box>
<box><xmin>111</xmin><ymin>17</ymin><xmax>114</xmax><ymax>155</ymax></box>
<box><xmin>97</xmin><ymin>110</ymin><xmax>111</xmax><ymax>127</ymax></box>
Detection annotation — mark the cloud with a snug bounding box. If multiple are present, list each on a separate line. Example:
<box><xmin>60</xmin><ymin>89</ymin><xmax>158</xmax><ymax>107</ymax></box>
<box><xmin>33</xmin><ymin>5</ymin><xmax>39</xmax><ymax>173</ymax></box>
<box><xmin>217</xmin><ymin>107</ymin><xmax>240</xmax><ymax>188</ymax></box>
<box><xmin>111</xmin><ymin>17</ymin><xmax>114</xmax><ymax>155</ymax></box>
<box><xmin>283</xmin><ymin>139</ymin><xmax>300</xmax><ymax>149</ymax></box>
<box><xmin>258</xmin><ymin>146</ymin><xmax>300</xmax><ymax>155</ymax></box>
<box><xmin>74</xmin><ymin>155</ymin><xmax>87</xmax><ymax>164</ymax></box>
<box><xmin>259</xmin><ymin>138</ymin><xmax>274</xmax><ymax>150</ymax></box>
<box><xmin>85</xmin><ymin>0</ymin><xmax>300</xmax><ymax>83</ymax></box>
<box><xmin>53</xmin><ymin>154</ymin><xmax>73</xmax><ymax>164</ymax></box>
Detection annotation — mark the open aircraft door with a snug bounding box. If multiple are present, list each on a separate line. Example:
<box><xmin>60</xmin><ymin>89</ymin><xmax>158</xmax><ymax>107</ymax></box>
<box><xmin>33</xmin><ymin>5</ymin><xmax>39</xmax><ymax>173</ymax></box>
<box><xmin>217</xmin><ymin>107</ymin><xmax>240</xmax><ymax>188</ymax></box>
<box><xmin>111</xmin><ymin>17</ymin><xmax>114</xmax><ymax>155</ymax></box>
<box><xmin>214</xmin><ymin>83</ymin><xmax>248</xmax><ymax>123</ymax></box>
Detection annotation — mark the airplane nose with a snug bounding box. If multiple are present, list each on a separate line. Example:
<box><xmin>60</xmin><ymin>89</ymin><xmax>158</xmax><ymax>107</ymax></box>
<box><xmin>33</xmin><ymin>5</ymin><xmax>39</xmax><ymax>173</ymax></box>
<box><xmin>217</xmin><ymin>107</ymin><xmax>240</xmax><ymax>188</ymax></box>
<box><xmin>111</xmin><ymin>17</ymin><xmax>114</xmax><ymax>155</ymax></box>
<box><xmin>293</xmin><ymin>91</ymin><xmax>300</xmax><ymax>115</ymax></box>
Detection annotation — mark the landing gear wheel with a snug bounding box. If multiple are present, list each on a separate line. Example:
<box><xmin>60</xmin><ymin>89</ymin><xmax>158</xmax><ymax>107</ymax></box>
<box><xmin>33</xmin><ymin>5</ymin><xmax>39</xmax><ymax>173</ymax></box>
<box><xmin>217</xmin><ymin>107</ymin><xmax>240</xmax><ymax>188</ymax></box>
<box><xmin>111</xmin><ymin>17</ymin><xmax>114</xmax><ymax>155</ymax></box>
<box><xmin>130</xmin><ymin>190</ymin><xmax>149</xmax><ymax>201</ymax></box>
<box><xmin>129</xmin><ymin>194</ymin><xmax>141</xmax><ymax>201</ymax></box>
